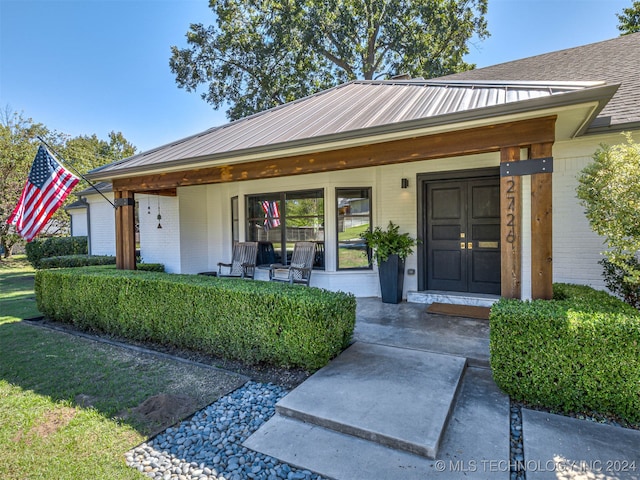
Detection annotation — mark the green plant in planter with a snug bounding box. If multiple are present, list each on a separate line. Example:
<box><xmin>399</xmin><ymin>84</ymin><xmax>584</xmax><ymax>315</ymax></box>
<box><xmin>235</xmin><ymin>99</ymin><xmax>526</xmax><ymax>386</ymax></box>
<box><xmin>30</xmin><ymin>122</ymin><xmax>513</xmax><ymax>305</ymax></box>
<box><xmin>360</xmin><ymin>221</ymin><xmax>418</xmax><ymax>264</ymax></box>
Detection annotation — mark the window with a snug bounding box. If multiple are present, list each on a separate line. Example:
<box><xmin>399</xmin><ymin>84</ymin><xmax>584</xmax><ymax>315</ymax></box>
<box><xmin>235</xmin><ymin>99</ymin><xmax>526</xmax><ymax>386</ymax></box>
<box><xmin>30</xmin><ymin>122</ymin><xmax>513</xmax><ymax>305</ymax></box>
<box><xmin>336</xmin><ymin>188</ymin><xmax>372</xmax><ymax>269</ymax></box>
<box><xmin>231</xmin><ymin>196</ymin><xmax>239</xmax><ymax>243</ymax></box>
<box><xmin>246</xmin><ymin>189</ymin><xmax>324</xmax><ymax>268</ymax></box>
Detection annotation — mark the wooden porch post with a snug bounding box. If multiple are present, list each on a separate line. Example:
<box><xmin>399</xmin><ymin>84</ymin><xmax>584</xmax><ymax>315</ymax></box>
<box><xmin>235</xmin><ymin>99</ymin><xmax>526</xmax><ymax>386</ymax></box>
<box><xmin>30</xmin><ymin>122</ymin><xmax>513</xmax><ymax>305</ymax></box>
<box><xmin>115</xmin><ymin>190</ymin><xmax>136</xmax><ymax>270</ymax></box>
<box><xmin>500</xmin><ymin>147</ymin><xmax>522</xmax><ymax>298</ymax></box>
<box><xmin>530</xmin><ymin>143</ymin><xmax>553</xmax><ymax>299</ymax></box>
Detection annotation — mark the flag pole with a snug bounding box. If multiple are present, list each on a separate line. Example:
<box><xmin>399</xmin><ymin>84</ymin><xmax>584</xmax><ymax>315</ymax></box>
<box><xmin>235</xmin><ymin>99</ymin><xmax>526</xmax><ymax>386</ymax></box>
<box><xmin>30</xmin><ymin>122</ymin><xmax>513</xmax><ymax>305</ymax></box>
<box><xmin>36</xmin><ymin>136</ymin><xmax>117</xmax><ymax>209</ymax></box>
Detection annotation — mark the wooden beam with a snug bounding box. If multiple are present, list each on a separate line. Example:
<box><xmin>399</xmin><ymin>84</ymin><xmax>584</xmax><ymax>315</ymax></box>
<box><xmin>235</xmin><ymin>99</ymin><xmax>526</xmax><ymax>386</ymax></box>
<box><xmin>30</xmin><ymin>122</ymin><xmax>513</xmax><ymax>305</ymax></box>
<box><xmin>530</xmin><ymin>143</ymin><xmax>553</xmax><ymax>300</ymax></box>
<box><xmin>113</xmin><ymin>116</ymin><xmax>557</xmax><ymax>192</ymax></box>
<box><xmin>500</xmin><ymin>147</ymin><xmax>522</xmax><ymax>299</ymax></box>
<box><xmin>114</xmin><ymin>190</ymin><xmax>136</xmax><ymax>270</ymax></box>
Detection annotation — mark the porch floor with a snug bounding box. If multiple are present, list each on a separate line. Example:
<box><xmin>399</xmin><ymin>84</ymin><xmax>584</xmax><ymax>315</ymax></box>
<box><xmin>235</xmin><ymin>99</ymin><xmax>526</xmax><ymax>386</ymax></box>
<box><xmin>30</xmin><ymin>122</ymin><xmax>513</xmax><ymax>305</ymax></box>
<box><xmin>355</xmin><ymin>296</ymin><xmax>490</xmax><ymax>367</ymax></box>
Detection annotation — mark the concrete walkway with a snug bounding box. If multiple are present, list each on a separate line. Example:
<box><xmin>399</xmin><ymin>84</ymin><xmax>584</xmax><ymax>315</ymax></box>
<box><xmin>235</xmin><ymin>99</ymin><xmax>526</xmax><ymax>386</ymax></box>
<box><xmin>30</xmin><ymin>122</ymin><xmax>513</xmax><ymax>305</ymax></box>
<box><xmin>245</xmin><ymin>298</ymin><xmax>640</xmax><ymax>480</ymax></box>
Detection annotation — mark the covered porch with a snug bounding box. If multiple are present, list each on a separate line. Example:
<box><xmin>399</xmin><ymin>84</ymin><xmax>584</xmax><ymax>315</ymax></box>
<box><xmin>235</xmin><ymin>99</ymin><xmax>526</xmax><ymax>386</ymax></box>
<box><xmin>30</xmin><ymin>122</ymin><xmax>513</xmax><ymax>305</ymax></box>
<box><xmin>87</xmin><ymin>79</ymin><xmax>617</xmax><ymax>301</ymax></box>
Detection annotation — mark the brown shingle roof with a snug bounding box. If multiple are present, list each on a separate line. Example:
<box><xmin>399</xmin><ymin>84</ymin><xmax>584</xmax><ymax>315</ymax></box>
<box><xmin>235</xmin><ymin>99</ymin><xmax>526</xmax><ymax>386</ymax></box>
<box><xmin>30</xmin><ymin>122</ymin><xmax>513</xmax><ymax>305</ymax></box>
<box><xmin>441</xmin><ymin>32</ymin><xmax>640</xmax><ymax>130</ymax></box>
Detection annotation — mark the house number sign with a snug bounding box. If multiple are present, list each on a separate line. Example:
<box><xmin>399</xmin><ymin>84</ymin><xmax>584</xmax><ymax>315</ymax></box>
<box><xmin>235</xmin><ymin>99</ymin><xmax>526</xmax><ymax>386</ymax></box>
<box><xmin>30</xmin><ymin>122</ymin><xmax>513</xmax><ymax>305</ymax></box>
<box><xmin>505</xmin><ymin>178</ymin><xmax>516</xmax><ymax>244</ymax></box>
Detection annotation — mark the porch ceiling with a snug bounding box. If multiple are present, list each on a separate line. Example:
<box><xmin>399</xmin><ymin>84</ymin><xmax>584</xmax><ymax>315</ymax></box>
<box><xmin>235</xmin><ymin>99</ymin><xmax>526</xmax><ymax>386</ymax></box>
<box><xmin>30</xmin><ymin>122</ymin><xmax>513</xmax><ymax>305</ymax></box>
<box><xmin>88</xmin><ymin>82</ymin><xmax>618</xmax><ymax>185</ymax></box>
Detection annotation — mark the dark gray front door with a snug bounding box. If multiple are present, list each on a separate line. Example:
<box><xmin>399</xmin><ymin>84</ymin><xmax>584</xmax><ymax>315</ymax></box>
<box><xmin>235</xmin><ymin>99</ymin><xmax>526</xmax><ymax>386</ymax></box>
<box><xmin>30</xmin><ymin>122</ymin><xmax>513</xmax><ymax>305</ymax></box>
<box><xmin>426</xmin><ymin>178</ymin><xmax>501</xmax><ymax>294</ymax></box>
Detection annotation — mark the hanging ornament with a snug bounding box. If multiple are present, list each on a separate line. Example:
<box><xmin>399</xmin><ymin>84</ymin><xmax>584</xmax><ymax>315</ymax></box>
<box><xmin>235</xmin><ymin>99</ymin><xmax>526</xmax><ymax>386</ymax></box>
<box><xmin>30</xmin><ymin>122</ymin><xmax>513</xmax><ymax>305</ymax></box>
<box><xmin>157</xmin><ymin>196</ymin><xmax>162</xmax><ymax>229</ymax></box>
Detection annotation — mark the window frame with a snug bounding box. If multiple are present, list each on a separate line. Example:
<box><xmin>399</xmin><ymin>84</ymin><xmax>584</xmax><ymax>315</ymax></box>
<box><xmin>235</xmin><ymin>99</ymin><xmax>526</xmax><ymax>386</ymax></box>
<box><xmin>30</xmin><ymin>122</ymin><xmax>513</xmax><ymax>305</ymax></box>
<box><xmin>245</xmin><ymin>189</ymin><xmax>325</xmax><ymax>269</ymax></box>
<box><xmin>231</xmin><ymin>196</ymin><xmax>239</xmax><ymax>243</ymax></box>
<box><xmin>336</xmin><ymin>187</ymin><xmax>372</xmax><ymax>270</ymax></box>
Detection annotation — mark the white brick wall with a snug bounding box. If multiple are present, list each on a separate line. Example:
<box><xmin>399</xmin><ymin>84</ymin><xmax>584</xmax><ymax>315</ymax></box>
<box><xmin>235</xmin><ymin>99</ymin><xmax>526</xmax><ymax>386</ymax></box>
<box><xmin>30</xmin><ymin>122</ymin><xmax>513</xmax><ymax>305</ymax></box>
<box><xmin>178</xmin><ymin>186</ymin><xmax>209</xmax><ymax>274</ymax></box>
<box><xmin>87</xmin><ymin>194</ymin><xmax>115</xmax><ymax>255</ymax></box>
<box><xmin>139</xmin><ymin>194</ymin><xmax>181</xmax><ymax>273</ymax></box>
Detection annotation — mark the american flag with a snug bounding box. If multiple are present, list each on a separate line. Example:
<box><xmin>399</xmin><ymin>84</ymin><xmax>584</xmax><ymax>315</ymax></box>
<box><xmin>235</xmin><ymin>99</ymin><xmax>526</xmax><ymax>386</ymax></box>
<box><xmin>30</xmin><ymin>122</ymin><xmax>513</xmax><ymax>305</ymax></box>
<box><xmin>6</xmin><ymin>145</ymin><xmax>79</xmax><ymax>242</ymax></box>
<box><xmin>261</xmin><ymin>200</ymin><xmax>281</xmax><ymax>230</ymax></box>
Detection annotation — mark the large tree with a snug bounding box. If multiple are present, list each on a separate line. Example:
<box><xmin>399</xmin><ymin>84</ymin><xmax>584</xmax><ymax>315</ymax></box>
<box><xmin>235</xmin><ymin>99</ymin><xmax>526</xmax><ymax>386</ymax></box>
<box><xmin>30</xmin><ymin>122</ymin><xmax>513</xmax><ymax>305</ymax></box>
<box><xmin>0</xmin><ymin>108</ymin><xmax>136</xmax><ymax>257</ymax></box>
<box><xmin>0</xmin><ymin>110</ymin><xmax>47</xmax><ymax>257</ymax></box>
<box><xmin>170</xmin><ymin>0</ymin><xmax>489</xmax><ymax>120</ymax></box>
<box><xmin>617</xmin><ymin>1</ymin><xmax>640</xmax><ymax>35</ymax></box>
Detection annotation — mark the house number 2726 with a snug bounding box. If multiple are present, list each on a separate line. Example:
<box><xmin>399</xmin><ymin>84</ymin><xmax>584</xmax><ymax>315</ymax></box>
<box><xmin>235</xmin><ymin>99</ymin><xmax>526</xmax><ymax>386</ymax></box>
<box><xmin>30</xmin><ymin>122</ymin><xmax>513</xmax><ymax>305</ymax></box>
<box><xmin>505</xmin><ymin>179</ymin><xmax>516</xmax><ymax>244</ymax></box>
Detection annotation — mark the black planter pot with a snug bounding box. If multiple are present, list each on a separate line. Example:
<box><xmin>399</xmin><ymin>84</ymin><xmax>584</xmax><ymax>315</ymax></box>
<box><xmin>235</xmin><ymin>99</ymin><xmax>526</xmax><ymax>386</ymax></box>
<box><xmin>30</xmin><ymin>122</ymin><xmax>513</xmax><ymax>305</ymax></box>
<box><xmin>378</xmin><ymin>254</ymin><xmax>405</xmax><ymax>304</ymax></box>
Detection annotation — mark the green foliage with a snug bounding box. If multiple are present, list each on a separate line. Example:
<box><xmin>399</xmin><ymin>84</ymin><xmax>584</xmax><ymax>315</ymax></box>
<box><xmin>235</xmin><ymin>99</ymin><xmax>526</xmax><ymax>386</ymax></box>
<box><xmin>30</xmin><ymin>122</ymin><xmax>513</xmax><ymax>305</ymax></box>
<box><xmin>39</xmin><ymin>254</ymin><xmax>115</xmax><ymax>269</ymax></box>
<box><xmin>35</xmin><ymin>267</ymin><xmax>356</xmax><ymax>371</ymax></box>
<box><xmin>490</xmin><ymin>283</ymin><xmax>640</xmax><ymax>422</ymax></box>
<box><xmin>170</xmin><ymin>0</ymin><xmax>489</xmax><ymax>120</ymax></box>
<box><xmin>0</xmin><ymin>110</ymin><xmax>48</xmax><ymax>257</ymax></box>
<box><xmin>25</xmin><ymin>236</ymin><xmax>88</xmax><ymax>268</ymax></box>
<box><xmin>599</xmin><ymin>257</ymin><xmax>640</xmax><ymax>310</ymax></box>
<box><xmin>577</xmin><ymin>133</ymin><xmax>640</xmax><ymax>284</ymax></box>
<box><xmin>0</xmin><ymin>107</ymin><xmax>136</xmax><ymax>251</ymax></box>
<box><xmin>360</xmin><ymin>221</ymin><xmax>417</xmax><ymax>263</ymax></box>
<box><xmin>136</xmin><ymin>263</ymin><xmax>165</xmax><ymax>272</ymax></box>
<box><xmin>617</xmin><ymin>1</ymin><xmax>640</xmax><ymax>35</ymax></box>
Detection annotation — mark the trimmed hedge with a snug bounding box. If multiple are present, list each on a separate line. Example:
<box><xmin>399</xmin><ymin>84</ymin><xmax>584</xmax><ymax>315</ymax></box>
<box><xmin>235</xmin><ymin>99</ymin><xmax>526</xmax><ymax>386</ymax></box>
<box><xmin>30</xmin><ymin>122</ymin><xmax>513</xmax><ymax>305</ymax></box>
<box><xmin>136</xmin><ymin>263</ymin><xmax>165</xmax><ymax>272</ymax></box>
<box><xmin>35</xmin><ymin>267</ymin><xmax>355</xmax><ymax>371</ymax></box>
<box><xmin>490</xmin><ymin>283</ymin><xmax>640</xmax><ymax>422</ymax></box>
<box><xmin>26</xmin><ymin>236</ymin><xmax>88</xmax><ymax>268</ymax></box>
<box><xmin>38</xmin><ymin>255</ymin><xmax>165</xmax><ymax>272</ymax></box>
<box><xmin>40</xmin><ymin>255</ymin><xmax>116</xmax><ymax>269</ymax></box>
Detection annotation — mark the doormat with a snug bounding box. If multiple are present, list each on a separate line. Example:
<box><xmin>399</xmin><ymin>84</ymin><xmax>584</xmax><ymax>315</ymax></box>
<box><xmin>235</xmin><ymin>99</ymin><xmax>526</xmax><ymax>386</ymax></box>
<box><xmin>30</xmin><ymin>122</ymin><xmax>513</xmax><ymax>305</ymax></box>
<box><xmin>426</xmin><ymin>303</ymin><xmax>491</xmax><ymax>320</ymax></box>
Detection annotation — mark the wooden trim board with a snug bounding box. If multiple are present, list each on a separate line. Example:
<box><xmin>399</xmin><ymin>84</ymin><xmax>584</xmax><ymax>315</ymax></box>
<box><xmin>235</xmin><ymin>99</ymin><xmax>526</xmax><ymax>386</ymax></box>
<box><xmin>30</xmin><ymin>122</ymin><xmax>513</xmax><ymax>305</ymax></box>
<box><xmin>426</xmin><ymin>303</ymin><xmax>491</xmax><ymax>320</ymax></box>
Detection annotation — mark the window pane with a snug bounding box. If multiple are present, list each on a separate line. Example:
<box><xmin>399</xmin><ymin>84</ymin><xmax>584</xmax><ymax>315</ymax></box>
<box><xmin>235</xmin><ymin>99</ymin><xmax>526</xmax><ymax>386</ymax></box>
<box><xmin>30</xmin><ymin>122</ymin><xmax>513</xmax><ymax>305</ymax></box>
<box><xmin>337</xmin><ymin>188</ymin><xmax>371</xmax><ymax>269</ymax></box>
<box><xmin>285</xmin><ymin>191</ymin><xmax>324</xmax><ymax>267</ymax></box>
<box><xmin>231</xmin><ymin>196</ymin><xmax>239</xmax><ymax>243</ymax></box>
<box><xmin>245</xmin><ymin>190</ymin><xmax>324</xmax><ymax>268</ymax></box>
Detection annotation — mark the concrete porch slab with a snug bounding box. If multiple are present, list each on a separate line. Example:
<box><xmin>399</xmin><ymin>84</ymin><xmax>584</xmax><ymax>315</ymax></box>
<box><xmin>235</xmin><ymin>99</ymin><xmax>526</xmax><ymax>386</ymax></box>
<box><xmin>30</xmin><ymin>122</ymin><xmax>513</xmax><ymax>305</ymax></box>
<box><xmin>355</xmin><ymin>299</ymin><xmax>490</xmax><ymax>367</ymax></box>
<box><xmin>273</xmin><ymin>342</ymin><xmax>466</xmax><ymax>459</ymax></box>
<box><xmin>244</xmin><ymin>367</ymin><xmax>510</xmax><ymax>479</ymax></box>
<box><xmin>522</xmin><ymin>408</ymin><xmax>640</xmax><ymax>480</ymax></box>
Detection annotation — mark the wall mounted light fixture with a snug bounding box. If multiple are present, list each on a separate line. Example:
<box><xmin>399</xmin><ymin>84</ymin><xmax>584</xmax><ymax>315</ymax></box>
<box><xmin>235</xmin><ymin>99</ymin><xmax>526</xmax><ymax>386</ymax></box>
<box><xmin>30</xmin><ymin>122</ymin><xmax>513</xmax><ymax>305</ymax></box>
<box><xmin>401</xmin><ymin>178</ymin><xmax>409</xmax><ymax>189</ymax></box>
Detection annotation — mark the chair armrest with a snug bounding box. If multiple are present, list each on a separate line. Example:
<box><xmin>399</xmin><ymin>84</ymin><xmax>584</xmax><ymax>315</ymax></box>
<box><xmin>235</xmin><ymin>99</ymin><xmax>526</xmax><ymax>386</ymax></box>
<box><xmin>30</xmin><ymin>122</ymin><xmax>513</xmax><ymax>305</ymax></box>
<box><xmin>217</xmin><ymin>262</ymin><xmax>232</xmax><ymax>267</ymax></box>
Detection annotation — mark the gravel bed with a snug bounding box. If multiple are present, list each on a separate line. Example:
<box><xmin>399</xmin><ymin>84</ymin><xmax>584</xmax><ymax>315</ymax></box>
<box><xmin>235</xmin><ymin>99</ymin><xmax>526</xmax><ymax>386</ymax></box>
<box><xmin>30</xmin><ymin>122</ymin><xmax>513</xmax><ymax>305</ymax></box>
<box><xmin>509</xmin><ymin>401</ymin><xmax>525</xmax><ymax>480</ymax></box>
<box><xmin>126</xmin><ymin>382</ymin><xmax>327</xmax><ymax>480</ymax></box>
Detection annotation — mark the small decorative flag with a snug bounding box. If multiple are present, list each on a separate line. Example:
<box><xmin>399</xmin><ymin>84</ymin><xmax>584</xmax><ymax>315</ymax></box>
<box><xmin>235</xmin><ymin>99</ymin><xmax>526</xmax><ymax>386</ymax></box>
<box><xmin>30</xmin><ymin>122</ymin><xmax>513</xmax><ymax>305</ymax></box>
<box><xmin>261</xmin><ymin>200</ymin><xmax>281</xmax><ymax>230</ymax></box>
<box><xmin>6</xmin><ymin>145</ymin><xmax>79</xmax><ymax>242</ymax></box>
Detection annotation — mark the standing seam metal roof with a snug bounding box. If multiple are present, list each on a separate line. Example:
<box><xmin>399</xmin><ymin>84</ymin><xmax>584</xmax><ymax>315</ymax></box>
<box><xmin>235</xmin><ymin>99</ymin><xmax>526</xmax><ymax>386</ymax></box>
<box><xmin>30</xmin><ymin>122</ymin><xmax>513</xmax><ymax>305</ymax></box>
<box><xmin>91</xmin><ymin>80</ymin><xmax>602</xmax><ymax>177</ymax></box>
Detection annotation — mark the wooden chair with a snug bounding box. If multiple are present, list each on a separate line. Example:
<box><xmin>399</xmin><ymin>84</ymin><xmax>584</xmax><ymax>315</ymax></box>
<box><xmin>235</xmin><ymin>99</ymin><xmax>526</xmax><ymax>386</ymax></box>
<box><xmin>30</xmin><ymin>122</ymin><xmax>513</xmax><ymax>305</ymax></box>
<box><xmin>217</xmin><ymin>242</ymin><xmax>258</xmax><ymax>279</ymax></box>
<box><xmin>269</xmin><ymin>241</ymin><xmax>316</xmax><ymax>286</ymax></box>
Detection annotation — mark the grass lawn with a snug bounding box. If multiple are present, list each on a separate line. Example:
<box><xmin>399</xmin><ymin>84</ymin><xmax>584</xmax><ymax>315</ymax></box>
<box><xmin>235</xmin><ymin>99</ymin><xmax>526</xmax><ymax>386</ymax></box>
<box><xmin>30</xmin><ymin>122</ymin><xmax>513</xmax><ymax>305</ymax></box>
<box><xmin>0</xmin><ymin>255</ymin><xmax>41</xmax><ymax>323</ymax></box>
<box><xmin>0</xmin><ymin>255</ymin><xmax>245</xmax><ymax>479</ymax></box>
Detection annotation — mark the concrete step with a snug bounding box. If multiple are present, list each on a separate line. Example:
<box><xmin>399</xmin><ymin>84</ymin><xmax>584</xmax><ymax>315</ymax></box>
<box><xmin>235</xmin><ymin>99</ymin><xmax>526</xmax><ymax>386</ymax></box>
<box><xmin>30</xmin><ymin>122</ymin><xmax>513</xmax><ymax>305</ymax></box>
<box><xmin>244</xmin><ymin>367</ymin><xmax>510</xmax><ymax>480</ymax></box>
<box><xmin>271</xmin><ymin>342</ymin><xmax>466</xmax><ymax>459</ymax></box>
<box><xmin>407</xmin><ymin>290</ymin><xmax>499</xmax><ymax>307</ymax></box>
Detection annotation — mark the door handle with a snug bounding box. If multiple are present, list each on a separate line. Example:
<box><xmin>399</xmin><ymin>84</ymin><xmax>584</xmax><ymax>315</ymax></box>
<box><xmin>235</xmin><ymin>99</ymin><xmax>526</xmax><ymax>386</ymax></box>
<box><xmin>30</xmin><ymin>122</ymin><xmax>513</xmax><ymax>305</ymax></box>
<box><xmin>460</xmin><ymin>242</ymin><xmax>466</xmax><ymax>250</ymax></box>
<box><xmin>467</xmin><ymin>242</ymin><xmax>473</xmax><ymax>250</ymax></box>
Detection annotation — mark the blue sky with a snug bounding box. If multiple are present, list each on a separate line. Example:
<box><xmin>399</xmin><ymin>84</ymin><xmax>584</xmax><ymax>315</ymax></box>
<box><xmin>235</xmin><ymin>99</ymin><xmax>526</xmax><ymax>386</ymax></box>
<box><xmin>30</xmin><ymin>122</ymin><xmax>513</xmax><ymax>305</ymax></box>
<box><xmin>0</xmin><ymin>0</ymin><xmax>632</xmax><ymax>153</ymax></box>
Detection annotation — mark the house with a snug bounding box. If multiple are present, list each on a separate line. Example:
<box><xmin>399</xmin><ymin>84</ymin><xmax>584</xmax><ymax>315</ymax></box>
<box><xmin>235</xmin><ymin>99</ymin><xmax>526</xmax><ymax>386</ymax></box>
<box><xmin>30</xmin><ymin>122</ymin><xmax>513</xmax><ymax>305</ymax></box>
<box><xmin>83</xmin><ymin>33</ymin><xmax>640</xmax><ymax>301</ymax></box>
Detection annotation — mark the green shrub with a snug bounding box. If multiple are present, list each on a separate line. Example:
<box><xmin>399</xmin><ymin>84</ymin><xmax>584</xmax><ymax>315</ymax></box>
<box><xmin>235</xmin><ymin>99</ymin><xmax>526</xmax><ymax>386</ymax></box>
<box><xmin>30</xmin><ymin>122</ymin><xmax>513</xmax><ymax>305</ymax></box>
<box><xmin>136</xmin><ymin>263</ymin><xmax>165</xmax><ymax>272</ymax></box>
<box><xmin>26</xmin><ymin>236</ymin><xmax>88</xmax><ymax>268</ymax></box>
<box><xmin>38</xmin><ymin>256</ymin><xmax>164</xmax><ymax>272</ymax></box>
<box><xmin>40</xmin><ymin>255</ymin><xmax>116</xmax><ymax>269</ymax></box>
<box><xmin>490</xmin><ymin>283</ymin><xmax>640</xmax><ymax>422</ymax></box>
<box><xmin>35</xmin><ymin>267</ymin><xmax>356</xmax><ymax>371</ymax></box>
<box><xmin>600</xmin><ymin>257</ymin><xmax>640</xmax><ymax>310</ymax></box>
